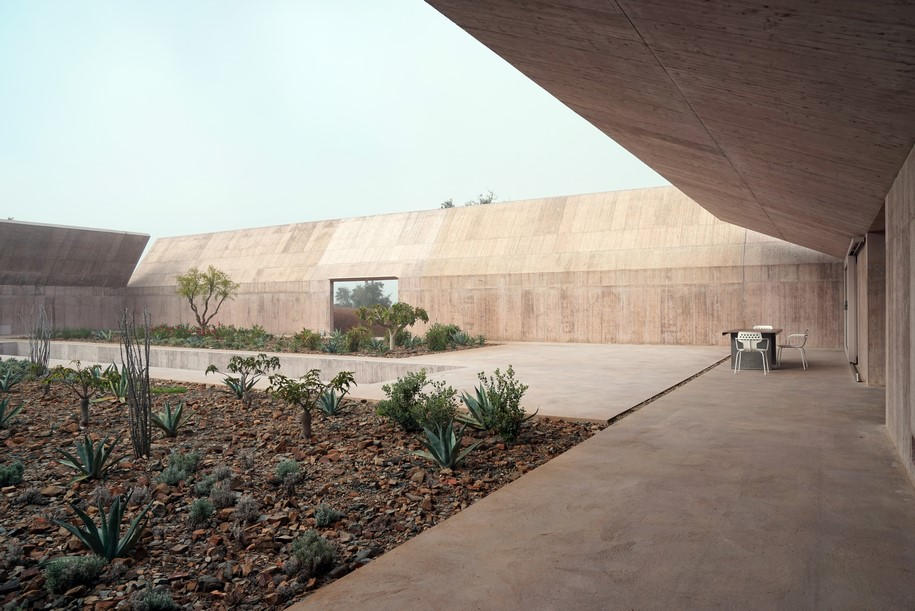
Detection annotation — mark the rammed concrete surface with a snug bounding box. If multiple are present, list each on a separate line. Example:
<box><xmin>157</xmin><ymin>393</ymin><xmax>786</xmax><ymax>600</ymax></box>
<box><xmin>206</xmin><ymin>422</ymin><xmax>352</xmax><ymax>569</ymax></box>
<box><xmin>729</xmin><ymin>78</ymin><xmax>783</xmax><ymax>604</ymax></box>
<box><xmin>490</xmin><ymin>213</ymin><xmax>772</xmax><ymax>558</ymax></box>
<box><xmin>426</xmin><ymin>1</ymin><xmax>915</xmax><ymax>258</ymax></box>
<box><xmin>885</xmin><ymin>144</ymin><xmax>915</xmax><ymax>485</ymax></box>
<box><xmin>290</xmin><ymin>350</ymin><xmax>915</xmax><ymax>610</ymax></box>
<box><xmin>128</xmin><ymin>187</ymin><xmax>842</xmax><ymax>348</ymax></box>
<box><xmin>855</xmin><ymin>232</ymin><xmax>886</xmax><ymax>386</ymax></box>
<box><xmin>345</xmin><ymin>342</ymin><xmax>727</xmax><ymax>420</ymax></box>
<box><xmin>0</xmin><ymin>220</ymin><xmax>148</xmax><ymax>335</ymax></box>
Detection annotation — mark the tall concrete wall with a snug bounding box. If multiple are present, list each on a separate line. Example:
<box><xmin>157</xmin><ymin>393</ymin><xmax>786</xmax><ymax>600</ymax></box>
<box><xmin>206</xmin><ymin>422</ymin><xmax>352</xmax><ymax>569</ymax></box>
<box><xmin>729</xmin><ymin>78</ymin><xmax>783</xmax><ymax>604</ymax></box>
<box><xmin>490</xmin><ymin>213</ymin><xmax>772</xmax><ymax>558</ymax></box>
<box><xmin>885</xmin><ymin>145</ymin><xmax>915</xmax><ymax>485</ymax></box>
<box><xmin>129</xmin><ymin>187</ymin><xmax>843</xmax><ymax>348</ymax></box>
<box><xmin>856</xmin><ymin>232</ymin><xmax>886</xmax><ymax>386</ymax></box>
<box><xmin>0</xmin><ymin>221</ymin><xmax>148</xmax><ymax>335</ymax></box>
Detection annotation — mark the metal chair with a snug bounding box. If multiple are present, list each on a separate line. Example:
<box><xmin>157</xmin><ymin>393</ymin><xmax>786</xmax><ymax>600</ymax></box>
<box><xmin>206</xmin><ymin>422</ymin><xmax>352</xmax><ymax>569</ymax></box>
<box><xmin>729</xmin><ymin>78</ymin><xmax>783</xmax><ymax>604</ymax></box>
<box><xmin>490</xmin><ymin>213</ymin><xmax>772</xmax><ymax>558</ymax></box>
<box><xmin>778</xmin><ymin>329</ymin><xmax>809</xmax><ymax>370</ymax></box>
<box><xmin>734</xmin><ymin>331</ymin><xmax>770</xmax><ymax>375</ymax></box>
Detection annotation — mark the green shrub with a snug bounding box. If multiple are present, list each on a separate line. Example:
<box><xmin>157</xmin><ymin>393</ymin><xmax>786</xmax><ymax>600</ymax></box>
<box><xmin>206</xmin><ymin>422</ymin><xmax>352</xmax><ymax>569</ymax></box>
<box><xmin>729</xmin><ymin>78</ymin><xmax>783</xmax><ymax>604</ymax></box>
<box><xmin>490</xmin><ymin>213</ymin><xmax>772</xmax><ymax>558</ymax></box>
<box><xmin>296</xmin><ymin>328</ymin><xmax>323</xmax><ymax>351</ymax></box>
<box><xmin>44</xmin><ymin>555</ymin><xmax>106</xmax><ymax>593</ymax></box>
<box><xmin>234</xmin><ymin>494</ymin><xmax>260</xmax><ymax>524</ymax></box>
<box><xmin>0</xmin><ymin>460</ymin><xmax>24</xmax><ymax>486</ymax></box>
<box><xmin>209</xmin><ymin>481</ymin><xmax>235</xmax><ymax>509</ymax></box>
<box><xmin>188</xmin><ymin>498</ymin><xmax>214</xmax><ymax>526</ymax></box>
<box><xmin>424</xmin><ymin>323</ymin><xmax>458</xmax><ymax>351</ymax></box>
<box><xmin>377</xmin><ymin>370</ymin><xmax>428</xmax><ymax>432</ymax></box>
<box><xmin>131</xmin><ymin>588</ymin><xmax>179</xmax><ymax>611</ymax></box>
<box><xmin>150</xmin><ymin>385</ymin><xmax>187</xmax><ymax>395</ymax></box>
<box><xmin>290</xmin><ymin>530</ymin><xmax>335</xmax><ymax>577</ymax></box>
<box><xmin>275</xmin><ymin>459</ymin><xmax>300</xmax><ymax>480</ymax></box>
<box><xmin>314</xmin><ymin>504</ymin><xmax>343</xmax><ymax>527</ymax></box>
<box><xmin>414</xmin><ymin>380</ymin><xmax>457</xmax><ymax>430</ymax></box>
<box><xmin>193</xmin><ymin>464</ymin><xmax>230</xmax><ymax>497</ymax></box>
<box><xmin>463</xmin><ymin>365</ymin><xmax>534</xmax><ymax>443</ymax></box>
<box><xmin>344</xmin><ymin>326</ymin><xmax>371</xmax><ymax>352</ymax></box>
<box><xmin>321</xmin><ymin>330</ymin><xmax>346</xmax><ymax>354</ymax></box>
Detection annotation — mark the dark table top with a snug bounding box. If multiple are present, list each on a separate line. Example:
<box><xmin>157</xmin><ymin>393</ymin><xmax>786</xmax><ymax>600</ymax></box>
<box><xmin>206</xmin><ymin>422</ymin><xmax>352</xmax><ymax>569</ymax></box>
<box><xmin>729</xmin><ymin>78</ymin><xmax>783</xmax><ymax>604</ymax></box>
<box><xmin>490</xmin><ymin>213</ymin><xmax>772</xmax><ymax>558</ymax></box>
<box><xmin>722</xmin><ymin>328</ymin><xmax>783</xmax><ymax>335</ymax></box>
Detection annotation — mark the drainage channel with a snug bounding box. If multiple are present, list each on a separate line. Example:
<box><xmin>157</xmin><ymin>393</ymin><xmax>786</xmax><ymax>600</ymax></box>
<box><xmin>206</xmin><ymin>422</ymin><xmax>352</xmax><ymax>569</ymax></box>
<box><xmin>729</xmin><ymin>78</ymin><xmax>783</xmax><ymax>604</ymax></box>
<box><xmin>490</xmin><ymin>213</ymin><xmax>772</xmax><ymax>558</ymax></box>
<box><xmin>606</xmin><ymin>354</ymin><xmax>730</xmax><ymax>426</ymax></box>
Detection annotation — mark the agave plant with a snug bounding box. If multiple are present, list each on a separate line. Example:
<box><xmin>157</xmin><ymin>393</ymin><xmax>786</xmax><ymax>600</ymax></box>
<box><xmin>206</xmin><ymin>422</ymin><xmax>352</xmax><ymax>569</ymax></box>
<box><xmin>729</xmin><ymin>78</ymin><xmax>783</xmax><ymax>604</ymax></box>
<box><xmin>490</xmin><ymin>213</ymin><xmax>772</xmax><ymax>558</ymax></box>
<box><xmin>456</xmin><ymin>385</ymin><xmax>499</xmax><ymax>430</ymax></box>
<box><xmin>412</xmin><ymin>420</ymin><xmax>481</xmax><ymax>469</ymax></box>
<box><xmin>103</xmin><ymin>364</ymin><xmax>129</xmax><ymax>404</ymax></box>
<box><xmin>0</xmin><ymin>398</ymin><xmax>23</xmax><ymax>429</ymax></box>
<box><xmin>54</xmin><ymin>494</ymin><xmax>153</xmax><ymax>561</ymax></box>
<box><xmin>151</xmin><ymin>401</ymin><xmax>193</xmax><ymax>437</ymax></box>
<box><xmin>0</xmin><ymin>368</ymin><xmax>23</xmax><ymax>393</ymax></box>
<box><xmin>57</xmin><ymin>435</ymin><xmax>122</xmax><ymax>483</ymax></box>
<box><xmin>316</xmin><ymin>388</ymin><xmax>349</xmax><ymax>416</ymax></box>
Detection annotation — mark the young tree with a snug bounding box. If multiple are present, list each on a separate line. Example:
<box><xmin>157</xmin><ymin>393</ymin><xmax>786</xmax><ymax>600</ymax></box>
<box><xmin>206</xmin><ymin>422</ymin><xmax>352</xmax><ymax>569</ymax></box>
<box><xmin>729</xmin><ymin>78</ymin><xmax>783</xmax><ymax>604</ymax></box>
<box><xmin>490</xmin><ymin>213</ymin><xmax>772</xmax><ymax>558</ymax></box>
<box><xmin>175</xmin><ymin>266</ymin><xmax>239</xmax><ymax>333</ymax></box>
<box><xmin>268</xmin><ymin>370</ymin><xmax>355</xmax><ymax>440</ymax></box>
<box><xmin>334</xmin><ymin>286</ymin><xmax>353</xmax><ymax>308</ymax></box>
<box><xmin>49</xmin><ymin>361</ymin><xmax>107</xmax><ymax>427</ymax></box>
<box><xmin>350</xmin><ymin>281</ymin><xmax>392</xmax><ymax>308</ymax></box>
<box><xmin>357</xmin><ymin>302</ymin><xmax>429</xmax><ymax>351</ymax></box>
<box><xmin>205</xmin><ymin>353</ymin><xmax>280</xmax><ymax>408</ymax></box>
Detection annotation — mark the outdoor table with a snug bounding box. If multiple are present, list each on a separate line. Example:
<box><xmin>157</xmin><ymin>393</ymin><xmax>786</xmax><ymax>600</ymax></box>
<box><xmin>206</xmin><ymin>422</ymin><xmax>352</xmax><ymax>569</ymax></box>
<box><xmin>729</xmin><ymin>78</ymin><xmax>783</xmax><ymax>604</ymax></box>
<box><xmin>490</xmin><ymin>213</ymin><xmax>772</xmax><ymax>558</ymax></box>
<box><xmin>722</xmin><ymin>328</ymin><xmax>782</xmax><ymax>370</ymax></box>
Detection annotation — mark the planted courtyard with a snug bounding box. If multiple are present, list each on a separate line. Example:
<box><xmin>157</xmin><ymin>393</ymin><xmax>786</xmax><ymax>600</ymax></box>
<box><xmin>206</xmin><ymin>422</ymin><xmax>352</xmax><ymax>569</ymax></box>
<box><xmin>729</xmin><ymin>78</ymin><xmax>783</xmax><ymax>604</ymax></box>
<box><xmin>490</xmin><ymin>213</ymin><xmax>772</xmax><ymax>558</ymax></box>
<box><xmin>0</xmin><ymin>347</ymin><xmax>603</xmax><ymax>609</ymax></box>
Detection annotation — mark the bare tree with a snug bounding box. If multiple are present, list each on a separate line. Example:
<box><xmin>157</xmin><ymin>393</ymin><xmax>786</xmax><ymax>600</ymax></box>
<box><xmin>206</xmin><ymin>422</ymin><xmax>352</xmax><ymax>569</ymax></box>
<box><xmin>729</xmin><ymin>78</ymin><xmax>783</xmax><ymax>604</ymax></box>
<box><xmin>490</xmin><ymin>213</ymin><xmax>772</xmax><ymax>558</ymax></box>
<box><xmin>28</xmin><ymin>302</ymin><xmax>51</xmax><ymax>376</ymax></box>
<box><xmin>120</xmin><ymin>309</ymin><xmax>152</xmax><ymax>458</ymax></box>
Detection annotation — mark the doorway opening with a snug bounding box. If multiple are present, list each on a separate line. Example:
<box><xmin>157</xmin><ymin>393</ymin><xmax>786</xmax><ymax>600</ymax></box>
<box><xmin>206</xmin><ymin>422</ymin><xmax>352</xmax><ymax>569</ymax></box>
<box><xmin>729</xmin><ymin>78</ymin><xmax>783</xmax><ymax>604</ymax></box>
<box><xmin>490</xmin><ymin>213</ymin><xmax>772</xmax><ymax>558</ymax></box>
<box><xmin>331</xmin><ymin>278</ymin><xmax>397</xmax><ymax>332</ymax></box>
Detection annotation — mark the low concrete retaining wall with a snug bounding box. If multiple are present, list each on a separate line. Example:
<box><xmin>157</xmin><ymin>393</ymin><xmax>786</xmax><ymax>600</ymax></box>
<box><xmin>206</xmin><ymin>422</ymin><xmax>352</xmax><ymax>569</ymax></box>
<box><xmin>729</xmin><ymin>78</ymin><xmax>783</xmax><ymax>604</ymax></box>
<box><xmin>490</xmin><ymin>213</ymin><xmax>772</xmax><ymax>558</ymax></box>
<box><xmin>0</xmin><ymin>341</ymin><xmax>458</xmax><ymax>385</ymax></box>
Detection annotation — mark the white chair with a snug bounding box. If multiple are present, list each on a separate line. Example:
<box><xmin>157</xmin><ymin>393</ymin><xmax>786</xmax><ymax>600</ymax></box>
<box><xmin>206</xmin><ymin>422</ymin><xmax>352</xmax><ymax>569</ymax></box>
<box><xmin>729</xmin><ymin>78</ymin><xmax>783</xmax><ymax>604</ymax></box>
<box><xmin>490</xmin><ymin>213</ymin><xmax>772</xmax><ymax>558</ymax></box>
<box><xmin>734</xmin><ymin>331</ymin><xmax>770</xmax><ymax>375</ymax></box>
<box><xmin>778</xmin><ymin>329</ymin><xmax>809</xmax><ymax>370</ymax></box>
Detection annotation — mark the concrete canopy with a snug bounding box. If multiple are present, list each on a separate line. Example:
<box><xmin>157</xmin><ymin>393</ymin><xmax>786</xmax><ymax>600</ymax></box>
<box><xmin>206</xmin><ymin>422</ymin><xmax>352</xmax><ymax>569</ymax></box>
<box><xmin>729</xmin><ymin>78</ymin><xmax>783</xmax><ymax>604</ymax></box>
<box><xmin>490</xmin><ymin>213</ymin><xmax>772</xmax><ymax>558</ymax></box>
<box><xmin>426</xmin><ymin>0</ymin><xmax>915</xmax><ymax>257</ymax></box>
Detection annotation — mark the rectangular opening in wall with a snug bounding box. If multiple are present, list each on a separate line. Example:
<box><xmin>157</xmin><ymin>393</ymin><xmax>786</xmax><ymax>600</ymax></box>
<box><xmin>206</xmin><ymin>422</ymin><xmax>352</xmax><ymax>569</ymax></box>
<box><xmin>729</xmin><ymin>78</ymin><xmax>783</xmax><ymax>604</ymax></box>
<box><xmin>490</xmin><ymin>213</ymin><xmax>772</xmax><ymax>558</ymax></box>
<box><xmin>331</xmin><ymin>278</ymin><xmax>397</xmax><ymax>332</ymax></box>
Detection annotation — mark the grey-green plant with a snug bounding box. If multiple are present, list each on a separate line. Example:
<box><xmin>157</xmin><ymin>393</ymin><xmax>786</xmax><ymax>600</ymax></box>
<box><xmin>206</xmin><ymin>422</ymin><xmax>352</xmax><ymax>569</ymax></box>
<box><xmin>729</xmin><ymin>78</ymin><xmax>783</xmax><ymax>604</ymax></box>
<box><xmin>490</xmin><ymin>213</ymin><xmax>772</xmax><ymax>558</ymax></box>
<box><xmin>314</xmin><ymin>504</ymin><xmax>343</xmax><ymax>527</ymax></box>
<box><xmin>209</xmin><ymin>481</ymin><xmax>235</xmax><ymax>509</ymax></box>
<box><xmin>290</xmin><ymin>530</ymin><xmax>336</xmax><ymax>577</ymax></box>
<box><xmin>234</xmin><ymin>494</ymin><xmax>260</xmax><ymax>524</ymax></box>
<box><xmin>268</xmin><ymin>369</ymin><xmax>356</xmax><ymax>440</ymax></box>
<box><xmin>158</xmin><ymin>451</ymin><xmax>200</xmax><ymax>485</ymax></box>
<box><xmin>275</xmin><ymin>459</ymin><xmax>301</xmax><ymax>480</ymax></box>
<box><xmin>317</xmin><ymin>387</ymin><xmax>351</xmax><ymax>417</ymax></box>
<box><xmin>188</xmin><ymin>498</ymin><xmax>214</xmax><ymax>526</ymax></box>
<box><xmin>103</xmin><ymin>363</ymin><xmax>129</xmax><ymax>404</ymax></box>
<box><xmin>131</xmin><ymin>587</ymin><xmax>179</xmax><ymax>611</ymax></box>
<box><xmin>49</xmin><ymin>361</ymin><xmax>107</xmax><ymax>427</ymax></box>
<box><xmin>0</xmin><ymin>367</ymin><xmax>23</xmax><ymax>393</ymax></box>
<box><xmin>465</xmin><ymin>365</ymin><xmax>534</xmax><ymax>443</ymax></box>
<box><xmin>321</xmin><ymin>329</ymin><xmax>346</xmax><ymax>354</ymax></box>
<box><xmin>192</xmin><ymin>463</ymin><xmax>231</xmax><ymax>496</ymax></box>
<box><xmin>0</xmin><ymin>460</ymin><xmax>24</xmax><ymax>486</ymax></box>
<box><xmin>43</xmin><ymin>555</ymin><xmax>106</xmax><ymax>593</ymax></box>
<box><xmin>205</xmin><ymin>353</ymin><xmax>280</xmax><ymax>407</ymax></box>
<box><xmin>0</xmin><ymin>397</ymin><xmax>23</xmax><ymax>429</ymax></box>
<box><xmin>54</xmin><ymin>494</ymin><xmax>154</xmax><ymax>561</ymax></box>
<box><xmin>28</xmin><ymin>303</ymin><xmax>51</xmax><ymax>377</ymax></box>
<box><xmin>295</xmin><ymin>328</ymin><xmax>323</xmax><ymax>351</ymax></box>
<box><xmin>57</xmin><ymin>435</ymin><xmax>122</xmax><ymax>483</ymax></box>
<box><xmin>151</xmin><ymin>401</ymin><xmax>193</xmax><ymax>437</ymax></box>
<box><xmin>413</xmin><ymin>420</ymin><xmax>481</xmax><ymax>469</ymax></box>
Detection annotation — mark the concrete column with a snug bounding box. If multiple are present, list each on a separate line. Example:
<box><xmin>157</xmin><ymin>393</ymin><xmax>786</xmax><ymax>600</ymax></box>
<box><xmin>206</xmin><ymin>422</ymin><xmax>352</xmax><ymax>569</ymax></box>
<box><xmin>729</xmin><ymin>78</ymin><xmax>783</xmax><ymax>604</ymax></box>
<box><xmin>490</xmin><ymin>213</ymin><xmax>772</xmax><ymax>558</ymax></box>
<box><xmin>856</xmin><ymin>232</ymin><xmax>886</xmax><ymax>386</ymax></box>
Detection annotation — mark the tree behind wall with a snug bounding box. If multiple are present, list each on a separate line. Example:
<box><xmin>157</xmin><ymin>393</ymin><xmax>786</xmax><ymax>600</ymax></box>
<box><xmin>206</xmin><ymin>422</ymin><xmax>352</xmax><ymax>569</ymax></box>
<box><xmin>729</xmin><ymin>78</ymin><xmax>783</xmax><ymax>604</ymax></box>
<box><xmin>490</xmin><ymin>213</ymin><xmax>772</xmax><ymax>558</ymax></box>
<box><xmin>175</xmin><ymin>266</ymin><xmax>239</xmax><ymax>333</ymax></box>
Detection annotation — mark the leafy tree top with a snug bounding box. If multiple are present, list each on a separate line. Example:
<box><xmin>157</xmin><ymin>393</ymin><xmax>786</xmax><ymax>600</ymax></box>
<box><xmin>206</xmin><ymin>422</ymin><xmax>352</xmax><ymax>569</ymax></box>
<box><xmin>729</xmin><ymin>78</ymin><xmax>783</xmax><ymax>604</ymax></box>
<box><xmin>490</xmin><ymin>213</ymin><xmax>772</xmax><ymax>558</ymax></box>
<box><xmin>175</xmin><ymin>265</ymin><xmax>239</xmax><ymax>332</ymax></box>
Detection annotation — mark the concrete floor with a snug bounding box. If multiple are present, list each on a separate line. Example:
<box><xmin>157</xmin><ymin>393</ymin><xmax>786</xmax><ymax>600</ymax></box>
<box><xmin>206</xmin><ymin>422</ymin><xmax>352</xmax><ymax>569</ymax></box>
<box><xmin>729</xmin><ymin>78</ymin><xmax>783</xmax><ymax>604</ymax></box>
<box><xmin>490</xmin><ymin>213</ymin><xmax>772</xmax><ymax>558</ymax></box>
<box><xmin>290</xmin><ymin>349</ymin><xmax>915</xmax><ymax>610</ymax></box>
<box><xmin>44</xmin><ymin>342</ymin><xmax>726</xmax><ymax>420</ymax></box>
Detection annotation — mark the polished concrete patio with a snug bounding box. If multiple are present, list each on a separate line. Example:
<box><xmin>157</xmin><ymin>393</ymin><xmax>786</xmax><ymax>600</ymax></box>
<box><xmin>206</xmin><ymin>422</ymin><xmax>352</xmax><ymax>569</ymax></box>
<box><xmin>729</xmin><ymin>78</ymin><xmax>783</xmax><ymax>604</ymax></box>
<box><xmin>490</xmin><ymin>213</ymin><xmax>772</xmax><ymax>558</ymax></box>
<box><xmin>291</xmin><ymin>349</ymin><xmax>915</xmax><ymax>610</ymax></box>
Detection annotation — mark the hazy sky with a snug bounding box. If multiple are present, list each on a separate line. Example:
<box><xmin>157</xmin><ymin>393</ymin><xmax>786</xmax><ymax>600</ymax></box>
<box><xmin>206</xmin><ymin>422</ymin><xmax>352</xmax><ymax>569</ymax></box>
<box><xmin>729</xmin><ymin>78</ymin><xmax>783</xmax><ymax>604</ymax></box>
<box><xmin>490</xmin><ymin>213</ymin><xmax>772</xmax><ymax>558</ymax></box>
<box><xmin>0</xmin><ymin>1</ymin><xmax>666</xmax><ymax>239</ymax></box>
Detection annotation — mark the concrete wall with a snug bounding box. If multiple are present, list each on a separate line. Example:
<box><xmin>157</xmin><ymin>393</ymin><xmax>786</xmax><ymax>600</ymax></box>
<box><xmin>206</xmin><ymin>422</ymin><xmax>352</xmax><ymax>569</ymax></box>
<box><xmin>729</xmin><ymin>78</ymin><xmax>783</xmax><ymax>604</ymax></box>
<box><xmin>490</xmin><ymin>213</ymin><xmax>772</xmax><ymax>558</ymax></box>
<box><xmin>885</xmin><ymin>145</ymin><xmax>915</xmax><ymax>485</ymax></box>
<box><xmin>0</xmin><ymin>221</ymin><xmax>148</xmax><ymax>335</ymax></box>
<box><xmin>856</xmin><ymin>232</ymin><xmax>886</xmax><ymax>386</ymax></box>
<box><xmin>129</xmin><ymin>187</ymin><xmax>843</xmax><ymax>348</ymax></box>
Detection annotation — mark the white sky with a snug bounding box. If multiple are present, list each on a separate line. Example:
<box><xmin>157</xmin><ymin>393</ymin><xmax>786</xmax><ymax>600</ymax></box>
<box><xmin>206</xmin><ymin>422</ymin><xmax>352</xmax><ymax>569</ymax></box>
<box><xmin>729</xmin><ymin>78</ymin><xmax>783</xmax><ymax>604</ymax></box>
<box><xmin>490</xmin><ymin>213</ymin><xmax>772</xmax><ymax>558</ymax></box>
<box><xmin>0</xmin><ymin>0</ymin><xmax>666</xmax><ymax>240</ymax></box>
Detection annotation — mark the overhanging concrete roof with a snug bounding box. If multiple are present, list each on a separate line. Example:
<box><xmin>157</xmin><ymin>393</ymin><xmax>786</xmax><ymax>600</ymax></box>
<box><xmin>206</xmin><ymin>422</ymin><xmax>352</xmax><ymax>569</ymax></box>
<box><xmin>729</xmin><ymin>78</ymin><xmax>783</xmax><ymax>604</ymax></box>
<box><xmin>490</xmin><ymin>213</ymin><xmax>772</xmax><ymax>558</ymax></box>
<box><xmin>426</xmin><ymin>1</ymin><xmax>915</xmax><ymax>257</ymax></box>
<box><xmin>0</xmin><ymin>220</ymin><xmax>149</xmax><ymax>287</ymax></box>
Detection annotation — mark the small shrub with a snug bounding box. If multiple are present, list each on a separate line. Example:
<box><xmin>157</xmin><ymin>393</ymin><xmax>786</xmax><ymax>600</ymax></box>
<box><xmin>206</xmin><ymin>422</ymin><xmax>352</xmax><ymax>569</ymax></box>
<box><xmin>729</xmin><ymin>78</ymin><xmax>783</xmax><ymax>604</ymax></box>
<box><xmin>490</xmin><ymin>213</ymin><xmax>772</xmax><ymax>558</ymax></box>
<box><xmin>213</xmin><ymin>464</ymin><xmax>233</xmax><ymax>481</ymax></box>
<box><xmin>296</xmin><ymin>328</ymin><xmax>323</xmax><ymax>351</ymax></box>
<box><xmin>479</xmin><ymin>366</ymin><xmax>533</xmax><ymax>443</ymax></box>
<box><xmin>131</xmin><ymin>587</ymin><xmax>179</xmax><ymax>611</ymax></box>
<box><xmin>44</xmin><ymin>555</ymin><xmax>106</xmax><ymax>593</ymax></box>
<box><xmin>91</xmin><ymin>486</ymin><xmax>113</xmax><ymax>508</ymax></box>
<box><xmin>377</xmin><ymin>370</ymin><xmax>428</xmax><ymax>432</ymax></box>
<box><xmin>321</xmin><ymin>330</ymin><xmax>346</xmax><ymax>354</ymax></box>
<box><xmin>344</xmin><ymin>326</ymin><xmax>371</xmax><ymax>352</ymax></box>
<box><xmin>188</xmin><ymin>498</ymin><xmax>214</xmax><ymax>526</ymax></box>
<box><xmin>275</xmin><ymin>459</ymin><xmax>300</xmax><ymax>480</ymax></box>
<box><xmin>367</xmin><ymin>337</ymin><xmax>389</xmax><ymax>354</ymax></box>
<box><xmin>16</xmin><ymin>487</ymin><xmax>48</xmax><ymax>506</ymax></box>
<box><xmin>0</xmin><ymin>461</ymin><xmax>24</xmax><ymax>486</ymax></box>
<box><xmin>158</xmin><ymin>451</ymin><xmax>200</xmax><ymax>485</ymax></box>
<box><xmin>209</xmin><ymin>481</ymin><xmax>235</xmax><ymax>509</ymax></box>
<box><xmin>424</xmin><ymin>323</ymin><xmax>458</xmax><ymax>351</ymax></box>
<box><xmin>314</xmin><ymin>504</ymin><xmax>343</xmax><ymax>528</ymax></box>
<box><xmin>290</xmin><ymin>530</ymin><xmax>335</xmax><ymax>577</ymax></box>
<box><xmin>234</xmin><ymin>495</ymin><xmax>260</xmax><ymax>524</ymax></box>
<box><xmin>150</xmin><ymin>385</ymin><xmax>188</xmax><ymax>395</ymax></box>
<box><xmin>414</xmin><ymin>380</ymin><xmax>457</xmax><ymax>429</ymax></box>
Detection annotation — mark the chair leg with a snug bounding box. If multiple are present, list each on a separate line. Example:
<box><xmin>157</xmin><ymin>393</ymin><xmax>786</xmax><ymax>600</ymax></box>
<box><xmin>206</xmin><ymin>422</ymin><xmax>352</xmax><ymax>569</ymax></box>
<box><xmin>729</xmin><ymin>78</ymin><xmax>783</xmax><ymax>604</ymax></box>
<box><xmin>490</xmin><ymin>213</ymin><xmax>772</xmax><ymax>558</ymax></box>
<box><xmin>734</xmin><ymin>352</ymin><xmax>741</xmax><ymax>374</ymax></box>
<box><xmin>777</xmin><ymin>346</ymin><xmax>782</xmax><ymax>366</ymax></box>
<box><xmin>761</xmin><ymin>351</ymin><xmax>768</xmax><ymax>375</ymax></box>
<box><xmin>801</xmin><ymin>348</ymin><xmax>808</xmax><ymax>370</ymax></box>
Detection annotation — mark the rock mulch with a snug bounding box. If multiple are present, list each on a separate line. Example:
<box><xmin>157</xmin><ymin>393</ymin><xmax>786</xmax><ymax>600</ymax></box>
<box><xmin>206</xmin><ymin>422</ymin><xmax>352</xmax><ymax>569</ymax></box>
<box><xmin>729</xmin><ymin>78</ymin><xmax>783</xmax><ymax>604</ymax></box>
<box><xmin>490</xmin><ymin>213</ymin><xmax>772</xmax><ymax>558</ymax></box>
<box><xmin>0</xmin><ymin>380</ymin><xmax>605</xmax><ymax>609</ymax></box>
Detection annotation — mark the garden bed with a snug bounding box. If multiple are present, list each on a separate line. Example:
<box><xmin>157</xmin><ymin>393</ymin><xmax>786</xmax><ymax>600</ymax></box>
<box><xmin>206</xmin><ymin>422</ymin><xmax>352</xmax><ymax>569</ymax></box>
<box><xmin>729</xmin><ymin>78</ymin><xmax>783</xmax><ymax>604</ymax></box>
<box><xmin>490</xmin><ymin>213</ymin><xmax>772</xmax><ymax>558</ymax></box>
<box><xmin>0</xmin><ymin>380</ymin><xmax>604</xmax><ymax>609</ymax></box>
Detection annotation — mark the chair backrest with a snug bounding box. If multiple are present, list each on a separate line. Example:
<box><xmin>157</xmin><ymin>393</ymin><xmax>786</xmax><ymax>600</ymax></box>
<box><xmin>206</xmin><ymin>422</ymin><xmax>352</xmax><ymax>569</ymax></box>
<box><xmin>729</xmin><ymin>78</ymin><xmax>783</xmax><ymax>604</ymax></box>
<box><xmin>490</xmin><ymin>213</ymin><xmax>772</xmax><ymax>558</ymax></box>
<box><xmin>753</xmin><ymin>325</ymin><xmax>774</xmax><ymax>330</ymax></box>
<box><xmin>737</xmin><ymin>331</ymin><xmax>763</xmax><ymax>349</ymax></box>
